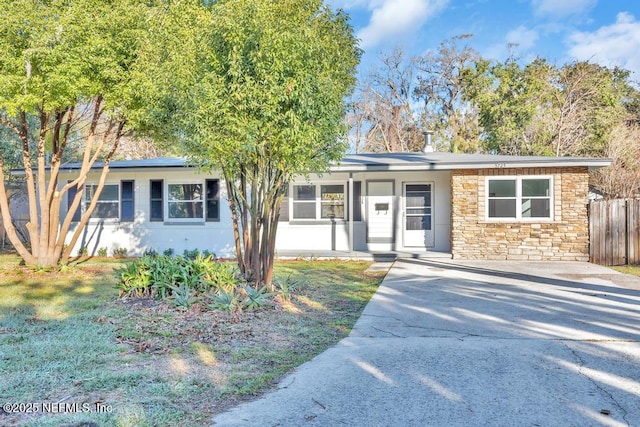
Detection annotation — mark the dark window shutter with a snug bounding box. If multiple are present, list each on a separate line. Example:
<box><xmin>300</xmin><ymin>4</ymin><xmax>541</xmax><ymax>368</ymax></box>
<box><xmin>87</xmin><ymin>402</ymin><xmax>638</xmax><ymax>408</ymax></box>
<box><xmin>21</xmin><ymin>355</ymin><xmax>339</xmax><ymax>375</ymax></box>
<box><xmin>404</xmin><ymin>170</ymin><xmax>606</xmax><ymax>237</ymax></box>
<box><xmin>206</xmin><ymin>179</ymin><xmax>220</xmax><ymax>221</ymax></box>
<box><xmin>67</xmin><ymin>181</ymin><xmax>81</xmax><ymax>222</ymax></box>
<box><xmin>353</xmin><ymin>181</ymin><xmax>362</xmax><ymax>221</ymax></box>
<box><xmin>121</xmin><ymin>180</ymin><xmax>135</xmax><ymax>222</ymax></box>
<box><xmin>278</xmin><ymin>185</ymin><xmax>289</xmax><ymax>222</ymax></box>
<box><xmin>346</xmin><ymin>181</ymin><xmax>362</xmax><ymax>222</ymax></box>
<box><xmin>150</xmin><ymin>180</ymin><xmax>163</xmax><ymax>222</ymax></box>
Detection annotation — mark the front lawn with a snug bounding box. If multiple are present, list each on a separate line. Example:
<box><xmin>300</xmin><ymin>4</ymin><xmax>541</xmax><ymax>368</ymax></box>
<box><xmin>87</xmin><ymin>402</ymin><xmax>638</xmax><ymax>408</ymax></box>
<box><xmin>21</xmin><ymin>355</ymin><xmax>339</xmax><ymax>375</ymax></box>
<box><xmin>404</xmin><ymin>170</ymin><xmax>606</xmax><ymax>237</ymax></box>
<box><xmin>612</xmin><ymin>264</ymin><xmax>640</xmax><ymax>277</ymax></box>
<box><xmin>0</xmin><ymin>254</ymin><xmax>384</xmax><ymax>426</ymax></box>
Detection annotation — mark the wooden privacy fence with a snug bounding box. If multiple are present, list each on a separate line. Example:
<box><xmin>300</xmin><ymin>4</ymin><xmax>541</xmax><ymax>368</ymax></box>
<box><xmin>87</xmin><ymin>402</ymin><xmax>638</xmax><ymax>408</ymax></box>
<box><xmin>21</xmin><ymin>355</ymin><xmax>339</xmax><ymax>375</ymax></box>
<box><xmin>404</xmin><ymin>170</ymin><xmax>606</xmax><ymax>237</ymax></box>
<box><xmin>589</xmin><ymin>199</ymin><xmax>640</xmax><ymax>265</ymax></box>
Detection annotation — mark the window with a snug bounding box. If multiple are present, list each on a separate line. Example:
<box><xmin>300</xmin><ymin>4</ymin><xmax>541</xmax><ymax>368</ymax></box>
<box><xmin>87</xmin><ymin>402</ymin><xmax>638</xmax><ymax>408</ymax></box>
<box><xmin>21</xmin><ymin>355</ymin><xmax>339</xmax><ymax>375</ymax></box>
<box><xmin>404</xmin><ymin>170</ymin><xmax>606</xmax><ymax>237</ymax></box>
<box><xmin>487</xmin><ymin>177</ymin><xmax>552</xmax><ymax>220</ymax></box>
<box><xmin>321</xmin><ymin>185</ymin><xmax>345</xmax><ymax>219</ymax></box>
<box><xmin>291</xmin><ymin>183</ymin><xmax>346</xmax><ymax>220</ymax></box>
<box><xmin>85</xmin><ymin>184</ymin><xmax>119</xmax><ymax>219</ymax></box>
<box><xmin>292</xmin><ymin>185</ymin><xmax>316</xmax><ymax>219</ymax></box>
<box><xmin>68</xmin><ymin>181</ymin><xmax>135</xmax><ymax>221</ymax></box>
<box><xmin>153</xmin><ymin>179</ymin><xmax>220</xmax><ymax>222</ymax></box>
<box><xmin>168</xmin><ymin>183</ymin><xmax>203</xmax><ymax>220</ymax></box>
<box><xmin>405</xmin><ymin>184</ymin><xmax>432</xmax><ymax>230</ymax></box>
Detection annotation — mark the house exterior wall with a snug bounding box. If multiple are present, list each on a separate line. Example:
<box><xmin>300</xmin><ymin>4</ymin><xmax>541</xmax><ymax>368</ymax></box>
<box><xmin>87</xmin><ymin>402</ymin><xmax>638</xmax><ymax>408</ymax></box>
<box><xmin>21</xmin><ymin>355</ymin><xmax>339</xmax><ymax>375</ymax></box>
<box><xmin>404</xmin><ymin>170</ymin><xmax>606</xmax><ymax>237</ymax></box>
<box><xmin>450</xmin><ymin>166</ymin><xmax>590</xmax><ymax>261</ymax></box>
<box><xmin>60</xmin><ymin>168</ymin><xmax>237</xmax><ymax>257</ymax></box>
<box><xmin>59</xmin><ymin>168</ymin><xmax>452</xmax><ymax>256</ymax></box>
<box><xmin>278</xmin><ymin>170</ymin><xmax>451</xmax><ymax>253</ymax></box>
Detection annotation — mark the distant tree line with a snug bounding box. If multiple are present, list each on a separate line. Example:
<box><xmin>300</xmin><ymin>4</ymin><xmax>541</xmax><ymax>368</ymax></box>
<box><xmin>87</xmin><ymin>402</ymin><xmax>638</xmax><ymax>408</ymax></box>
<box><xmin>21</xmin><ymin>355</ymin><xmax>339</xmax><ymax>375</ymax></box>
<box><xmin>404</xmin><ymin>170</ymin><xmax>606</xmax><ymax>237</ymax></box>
<box><xmin>346</xmin><ymin>35</ymin><xmax>640</xmax><ymax>198</ymax></box>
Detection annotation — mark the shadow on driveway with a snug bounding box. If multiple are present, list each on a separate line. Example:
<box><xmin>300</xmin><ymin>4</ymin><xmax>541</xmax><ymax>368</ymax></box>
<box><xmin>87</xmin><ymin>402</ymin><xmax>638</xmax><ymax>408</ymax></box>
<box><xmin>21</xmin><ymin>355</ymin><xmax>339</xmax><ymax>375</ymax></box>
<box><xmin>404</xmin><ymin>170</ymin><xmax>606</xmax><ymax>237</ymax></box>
<box><xmin>213</xmin><ymin>260</ymin><xmax>640</xmax><ymax>427</ymax></box>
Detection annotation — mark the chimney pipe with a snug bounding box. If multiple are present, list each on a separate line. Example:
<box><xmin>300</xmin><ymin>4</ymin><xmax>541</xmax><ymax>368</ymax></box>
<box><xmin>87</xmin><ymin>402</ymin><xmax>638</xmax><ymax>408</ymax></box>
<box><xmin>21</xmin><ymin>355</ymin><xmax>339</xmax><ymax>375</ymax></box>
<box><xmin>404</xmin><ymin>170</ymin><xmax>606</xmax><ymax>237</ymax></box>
<box><xmin>422</xmin><ymin>130</ymin><xmax>434</xmax><ymax>153</ymax></box>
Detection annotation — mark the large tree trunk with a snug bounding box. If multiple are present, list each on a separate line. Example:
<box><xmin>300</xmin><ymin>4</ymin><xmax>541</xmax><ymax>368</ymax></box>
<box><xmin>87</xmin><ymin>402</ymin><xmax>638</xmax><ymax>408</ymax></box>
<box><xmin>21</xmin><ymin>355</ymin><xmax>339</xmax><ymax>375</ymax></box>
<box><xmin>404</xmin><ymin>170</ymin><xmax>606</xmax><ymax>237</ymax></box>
<box><xmin>223</xmin><ymin>159</ymin><xmax>285</xmax><ymax>290</ymax></box>
<box><xmin>0</xmin><ymin>98</ymin><xmax>124</xmax><ymax>268</ymax></box>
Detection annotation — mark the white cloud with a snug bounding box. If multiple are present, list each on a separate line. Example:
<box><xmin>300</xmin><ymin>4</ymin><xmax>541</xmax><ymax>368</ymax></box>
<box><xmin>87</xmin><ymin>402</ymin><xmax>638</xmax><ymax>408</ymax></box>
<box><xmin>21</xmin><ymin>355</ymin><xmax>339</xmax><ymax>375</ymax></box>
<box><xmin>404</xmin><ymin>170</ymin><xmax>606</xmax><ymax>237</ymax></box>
<box><xmin>532</xmin><ymin>0</ymin><xmax>596</xmax><ymax>18</ymax></box>
<box><xmin>568</xmin><ymin>12</ymin><xmax>640</xmax><ymax>77</ymax></box>
<box><xmin>506</xmin><ymin>25</ymin><xmax>539</xmax><ymax>51</ymax></box>
<box><xmin>482</xmin><ymin>26</ymin><xmax>539</xmax><ymax>62</ymax></box>
<box><xmin>356</xmin><ymin>0</ymin><xmax>448</xmax><ymax>50</ymax></box>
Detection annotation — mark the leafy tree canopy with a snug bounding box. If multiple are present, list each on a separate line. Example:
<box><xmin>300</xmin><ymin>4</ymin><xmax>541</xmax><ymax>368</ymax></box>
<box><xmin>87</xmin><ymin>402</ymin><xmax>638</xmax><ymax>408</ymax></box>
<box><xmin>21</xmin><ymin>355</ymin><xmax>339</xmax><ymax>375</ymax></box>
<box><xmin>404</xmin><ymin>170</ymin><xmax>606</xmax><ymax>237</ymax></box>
<box><xmin>0</xmin><ymin>0</ymin><xmax>168</xmax><ymax>267</ymax></box>
<box><xmin>141</xmin><ymin>0</ymin><xmax>360</xmax><ymax>286</ymax></box>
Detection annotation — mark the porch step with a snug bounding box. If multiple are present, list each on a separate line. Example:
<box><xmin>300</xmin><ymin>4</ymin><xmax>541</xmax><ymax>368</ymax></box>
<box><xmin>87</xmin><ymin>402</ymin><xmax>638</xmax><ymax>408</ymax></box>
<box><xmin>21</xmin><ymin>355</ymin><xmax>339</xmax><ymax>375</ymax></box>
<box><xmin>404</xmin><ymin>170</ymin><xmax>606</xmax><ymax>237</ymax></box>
<box><xmin>276</xmin><ymin>250</ymin><xmax>452</xmax><ymax>261</ymax></box>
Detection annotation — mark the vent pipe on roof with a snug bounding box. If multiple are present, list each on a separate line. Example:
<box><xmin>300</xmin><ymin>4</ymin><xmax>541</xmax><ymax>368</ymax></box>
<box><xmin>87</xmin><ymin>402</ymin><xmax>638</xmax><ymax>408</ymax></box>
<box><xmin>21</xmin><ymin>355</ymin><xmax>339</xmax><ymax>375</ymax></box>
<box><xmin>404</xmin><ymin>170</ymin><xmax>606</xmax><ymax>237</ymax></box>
<box><xmin>422</xmin><ymin>130</ymin><xmax>435</xmax><ymax>153</ymax></box>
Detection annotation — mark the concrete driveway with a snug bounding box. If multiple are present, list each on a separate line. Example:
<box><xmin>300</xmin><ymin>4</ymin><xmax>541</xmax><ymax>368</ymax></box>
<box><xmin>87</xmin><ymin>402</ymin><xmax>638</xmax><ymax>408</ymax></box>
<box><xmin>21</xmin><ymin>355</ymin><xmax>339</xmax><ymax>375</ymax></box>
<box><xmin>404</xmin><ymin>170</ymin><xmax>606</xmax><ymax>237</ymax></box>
<box><xmin>212</xmin><ymin>260</ymin><xmax>640</xmax><ymax>426</ymax></box>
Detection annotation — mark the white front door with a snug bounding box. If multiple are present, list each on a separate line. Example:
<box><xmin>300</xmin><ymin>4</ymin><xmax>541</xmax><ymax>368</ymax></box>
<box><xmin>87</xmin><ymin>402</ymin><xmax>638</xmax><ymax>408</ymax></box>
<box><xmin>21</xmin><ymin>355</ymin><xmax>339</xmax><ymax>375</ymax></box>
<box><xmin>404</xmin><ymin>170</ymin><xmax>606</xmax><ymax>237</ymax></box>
<box><xmin>403</xmin><ymin>183</ymin><xmax>434</xmax><ymax>248</ymax></box>
<box><xmin>366</xmin><ymin>181</ymin><xmax>394</xmax><ymax>247</ymax></box>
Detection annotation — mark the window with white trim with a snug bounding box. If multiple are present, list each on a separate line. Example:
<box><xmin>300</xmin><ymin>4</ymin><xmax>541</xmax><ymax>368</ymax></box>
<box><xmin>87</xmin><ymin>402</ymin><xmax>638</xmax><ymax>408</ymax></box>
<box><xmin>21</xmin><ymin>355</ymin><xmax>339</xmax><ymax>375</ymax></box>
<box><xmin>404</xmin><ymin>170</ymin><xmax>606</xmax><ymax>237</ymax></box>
<box><xmin>167</xmin><ymin>183</ymin><xmax>204</xmax><ymax>220</ymax></box>
<box><xmin>68</xmin><ymin>181</ymin><xmax>134</xmax><ymax>221</ymax></box>
<box><xmin>320</xmin><ymin>184</ymin><xmax>345</xmax><ymax>219</ymax></box>
<box><xmin>486</xmin><ymin>176</ymin><xmax>552</xmax><ymax>220</ymax></box>
<box><xmin>85</xmin><ymin>184</ymin><xmax>119</xmax><ymax>219</ymax></box>
<box><xmin>292</xmin><ymin>185</ymin><xmax>316</xmax><ymax>219</ymax></box>
<box><xmin>291</xmin><ymin>183</ymin><xmax>346</xmax><ymax>220</ymax></box>
<box><xmin>159</xmin><ymin>180</ymin><xmax>220</xmax><ymax>222</ymax></box>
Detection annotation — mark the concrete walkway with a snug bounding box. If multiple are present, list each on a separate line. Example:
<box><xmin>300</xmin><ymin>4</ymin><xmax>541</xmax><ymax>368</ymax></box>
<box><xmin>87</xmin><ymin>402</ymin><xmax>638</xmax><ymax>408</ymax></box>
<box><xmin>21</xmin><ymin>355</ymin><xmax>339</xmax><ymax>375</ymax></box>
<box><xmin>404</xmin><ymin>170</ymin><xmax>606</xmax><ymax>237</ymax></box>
<box><xmin>212</xmin><ymin>260</ymin><xmax>640</xmax><ymax>426</ymax></box>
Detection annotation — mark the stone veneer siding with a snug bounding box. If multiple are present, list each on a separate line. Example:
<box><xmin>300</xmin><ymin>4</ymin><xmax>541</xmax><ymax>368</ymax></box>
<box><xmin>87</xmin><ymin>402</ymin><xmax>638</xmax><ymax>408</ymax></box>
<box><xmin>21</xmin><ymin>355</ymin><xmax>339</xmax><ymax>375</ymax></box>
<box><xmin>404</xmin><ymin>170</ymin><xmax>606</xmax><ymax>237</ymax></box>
<box><xmin>450</xmin><ymin>166</ymin><xmax>590</xmax><ymax>261</ymax></box>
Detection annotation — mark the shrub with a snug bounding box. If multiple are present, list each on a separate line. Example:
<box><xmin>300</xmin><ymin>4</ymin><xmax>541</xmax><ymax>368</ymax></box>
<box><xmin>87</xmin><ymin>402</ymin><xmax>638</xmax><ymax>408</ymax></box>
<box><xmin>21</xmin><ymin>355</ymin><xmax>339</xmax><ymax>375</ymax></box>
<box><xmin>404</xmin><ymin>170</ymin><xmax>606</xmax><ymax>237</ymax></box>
<box><xmin>115</xmin><ymin>255</ymin><xmax>239</xmax><ymax>301</ymax></box>
<box><xmin>163</xmin><ymin>248</ymin><xmax>174</xmax><ymax>257</ymax></box>
<box><xmin>113</xmin><ymin>247</ymin><xmax>128</xmax><ymax>258</ymax></box>
<box><xmin>202</xmin><ymin>249</ymin><xmax>214</xmax><ymax>258</ymax></box>
<box><xmin>169</xmin><ymin>282</ymin><xmax>201</xmax><ymax>310</ymax></box>
<box><xmin>183</xmin><ymin>248</ymin><xmax>201</xmax><ymax>260</ymax></box>
<box><xmin>274</xmin><ymin>273</ymin><xmax>301</xmax><ymax>301</ymax></box>
<box><xmin>97</xmin><ymin>247</ymin><xmax>108</xmax><ymax>257</ymax></box>
<box><xmin>143</xmin><ymin>248</ymin><xmax>159</xmax><ymax>257</ymax></box>
<box><xmin>208</xmin><ymin>288</ymin><xmax>240</xmax><ymax>312</ymax></box>
<box><xmin>78</xmin><ymin>246</ymin><xmax>88</xmax><ymax>257</ymax></box>
<box><xmin>115</xmin><ymin>258</ymin><xmax>152</xmax><ymax>297</ymax></box>
<box><xmin>241</xmin><ymin>285</ymin><xmax>273</xmax><ymax>310</ymax></box>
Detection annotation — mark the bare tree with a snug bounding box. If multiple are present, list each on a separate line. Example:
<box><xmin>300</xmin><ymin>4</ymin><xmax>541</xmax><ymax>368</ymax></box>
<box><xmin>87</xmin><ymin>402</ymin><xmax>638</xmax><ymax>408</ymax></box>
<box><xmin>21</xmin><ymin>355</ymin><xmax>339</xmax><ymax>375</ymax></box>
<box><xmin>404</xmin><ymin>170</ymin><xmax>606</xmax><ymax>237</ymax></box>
<box><xmin>114</xmin><ymin>136</ymin><xmax>172</xmax><ymax>160</ymax></box>
<box><xmin>546</xmin><ymin>62</ymin><xmax>628</xmax><ymax>157</ymax></box>
<box><xmin>591</xmin><ymin>123</ymin><xmax>640</xmax><ymax>199</ymax></box>
<box><xmin>414</xmin><ymin>35</ymin><xmax>481</xmax><ymax>153</ymax></box>
<box><xmin>347</xmin><ymin>47</ymin><xmax>423</xmax><ymax>152</ymax></box>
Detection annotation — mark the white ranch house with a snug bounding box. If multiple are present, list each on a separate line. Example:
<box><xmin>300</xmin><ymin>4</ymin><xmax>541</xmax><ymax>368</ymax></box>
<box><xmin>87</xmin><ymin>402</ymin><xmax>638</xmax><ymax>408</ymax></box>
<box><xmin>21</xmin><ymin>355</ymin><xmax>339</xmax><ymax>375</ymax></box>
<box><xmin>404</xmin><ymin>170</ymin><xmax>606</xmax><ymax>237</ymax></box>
<box><xmin>56</xmin><ymin>153</ymin><xmax>610</xmax><ymax>260</ymax></box>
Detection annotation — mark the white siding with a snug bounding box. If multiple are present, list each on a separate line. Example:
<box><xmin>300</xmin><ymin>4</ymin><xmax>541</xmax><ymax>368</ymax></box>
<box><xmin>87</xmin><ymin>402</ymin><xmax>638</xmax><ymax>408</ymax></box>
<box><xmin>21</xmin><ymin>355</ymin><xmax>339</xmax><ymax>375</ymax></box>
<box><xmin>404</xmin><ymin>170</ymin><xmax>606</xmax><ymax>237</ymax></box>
<box><xmin>276</xmin><ymin>170</ymin><xmax>451</xmax><ymax>253</ymax></box>
<box><xmin>60</xmin><ymin>168</ymin><xmax>235</xmax><ymax>257</ymax></box>
<box><xmin>59</xmin><ymin>168</ymin><xmax>452</xmax><ymax>256</ymax></box>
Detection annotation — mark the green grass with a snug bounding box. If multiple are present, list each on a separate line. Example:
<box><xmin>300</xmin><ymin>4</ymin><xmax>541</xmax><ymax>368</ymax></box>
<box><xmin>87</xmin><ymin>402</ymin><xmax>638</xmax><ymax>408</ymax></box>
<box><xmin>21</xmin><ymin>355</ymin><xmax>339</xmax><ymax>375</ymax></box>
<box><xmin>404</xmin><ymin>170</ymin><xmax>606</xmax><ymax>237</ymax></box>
<box><xmin>0</xmin><ymin>254</ymin><xmax>384</xmax><ymax>426</ymax></box>
<box><xmin>612</xmin><ymin>264</ymin><xmax>640</xmax><ymax>277</ymax></box>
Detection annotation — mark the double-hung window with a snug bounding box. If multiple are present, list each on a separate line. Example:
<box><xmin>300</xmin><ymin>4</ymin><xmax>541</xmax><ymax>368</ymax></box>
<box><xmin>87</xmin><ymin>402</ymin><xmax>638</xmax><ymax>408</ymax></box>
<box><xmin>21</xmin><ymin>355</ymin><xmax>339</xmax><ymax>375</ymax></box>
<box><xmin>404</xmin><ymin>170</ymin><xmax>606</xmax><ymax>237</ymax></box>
<box><xmin>68</xmin><ymin>181</ymin><xmax>134</xmax><ymax>221</ymax></box>
<box><xmin>292</xmin><ymin>185</ymin><xmax>316</xmax><ymax>219</ymax></box>
<box><xmin>291</xmin><ymin>183</ymin><xmax>346</xmax><ymax>220</ymax></box>
<box><xmin>167</xmin><ymin>183</ymin><xmax>204</xmax><ymax>220</ymax></box>
<box><xmin>320</xmin><ymin>185</ymin><xmax>345</xmax><ymax>219</ymax></box>
<box><xmin>154</xmin><ymin>179</ymin><xmax>219</xmax><ymax>222</ymax></box>
<box><xmin>487</xmin><ymin>176</ymin><xmax>552</xmax><ymax>220</ymax></box>
<box><xmin>85</xmin><ymin>184</ymin><xmax>119</xmax><ymax>219</ymax></box>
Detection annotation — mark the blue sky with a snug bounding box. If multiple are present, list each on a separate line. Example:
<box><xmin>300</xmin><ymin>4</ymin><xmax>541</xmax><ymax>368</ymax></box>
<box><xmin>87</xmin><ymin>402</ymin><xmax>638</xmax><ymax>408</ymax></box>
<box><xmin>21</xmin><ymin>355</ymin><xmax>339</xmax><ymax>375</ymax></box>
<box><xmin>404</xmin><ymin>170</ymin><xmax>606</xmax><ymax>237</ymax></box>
<box><xmin>327</xmin><ymin>0</ymin><xmax>640</xmax><ymax>79</ymax></box>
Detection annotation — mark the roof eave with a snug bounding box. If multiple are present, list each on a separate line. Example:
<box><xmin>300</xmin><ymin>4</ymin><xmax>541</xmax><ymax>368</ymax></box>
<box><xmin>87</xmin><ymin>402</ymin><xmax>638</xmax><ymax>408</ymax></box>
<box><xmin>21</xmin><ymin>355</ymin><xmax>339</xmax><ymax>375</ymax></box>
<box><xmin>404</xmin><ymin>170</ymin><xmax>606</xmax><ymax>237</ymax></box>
<box><xmin>331</xmin><ymin>159</ymin><xmax>612</xmax><ymax>172</ymax></box>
